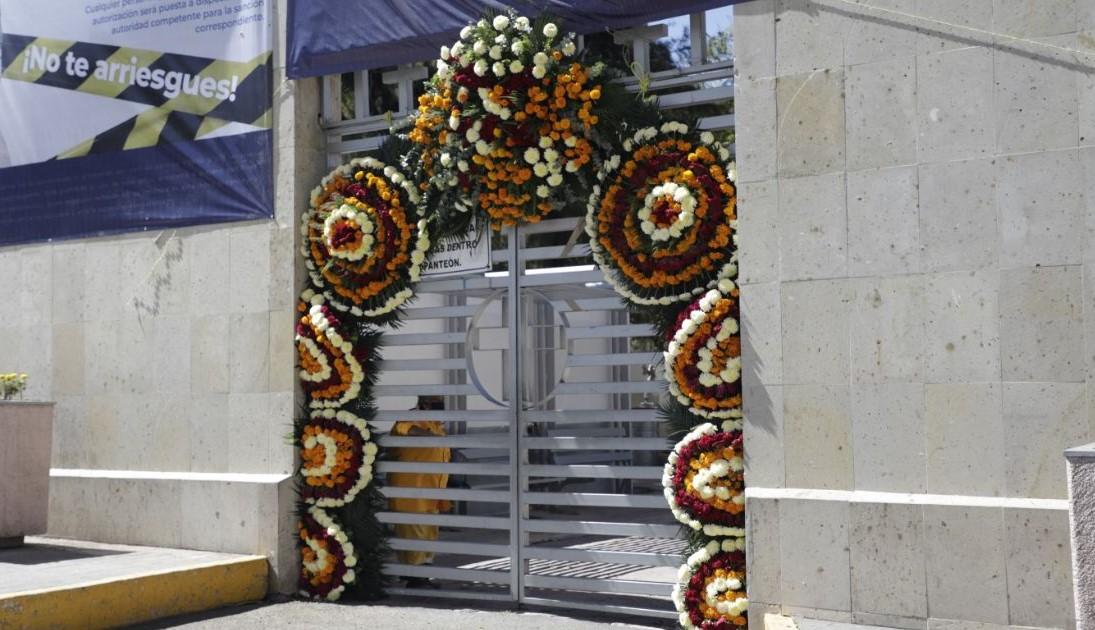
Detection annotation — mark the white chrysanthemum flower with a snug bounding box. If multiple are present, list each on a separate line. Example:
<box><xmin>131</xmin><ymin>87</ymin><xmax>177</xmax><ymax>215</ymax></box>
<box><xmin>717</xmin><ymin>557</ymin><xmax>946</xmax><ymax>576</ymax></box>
<box><xmin>523</xmin><ymin>147</ymin><xmax>540</xmax><ymax>164</ymax></box>
<box><xmin>459</xmin><ymin>26</ymin><xmax>472</xmax><ymax>39</ymax></box>
<box><xmin>533</xmin><ymin>52</ymin><xmax>549</xmax><ymax>66</ymax></box>
<box><xmin>440</xmin><ymin>45</ymin><xmax>451</xmax><ymax>60</ymax></box>
<box><xmin>473</xmin><ymin>59</ymin><xmax>488</xmax><ymax>76</ymax></box>
<box><xmin>473</xmin><ymin>40</ymin><xmax>487</xmax><ymax>55</ymax></box>
<box><xmin>533</xmin><ymin>162</ymin><xmax>549</xmax><ymax>177</ymax></box>
<box><xmin>489</xmin><ymin>45</ymin><xmax>503</xmax><ymax>60</ymax></box>
<box><xmin>509</xmin><ymin>59</ymin><xmax>524</xmax><ymax>73</ymax></box>
<box><xmin>515</xmin><ymin>16</ymin><xmax>530</xmax><ymax>31</ymax></box>
<box><xmin>493</xmin><ymin>15</ymin><xmax>510</xmax><ymax>31</ymax></box>
<box><xmin>562</xmin><ymin>41</ymin><xmax>576</xmax><ymax>56</ymax></box>
<box><xmin>543</xmin><ymin>23</ymin><xmax>558</xmax><ymax>38</ymax></box>
<box><xmin>492</xmin><ymin>61</ymin><xmax>506</xmax><ymax>76</ymax></box>
<box><xmin>532</xmin><ymin>65</ymin><xmax>547</xmax><ymax>79</ymax></box>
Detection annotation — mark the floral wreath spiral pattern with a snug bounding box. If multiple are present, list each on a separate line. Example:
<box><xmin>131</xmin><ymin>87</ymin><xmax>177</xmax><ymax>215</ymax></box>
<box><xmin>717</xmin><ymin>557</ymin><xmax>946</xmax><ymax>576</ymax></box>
<box><xmin>663</xmin><ymin>422</ymin><xmax>745</xmax><ymax>537</ymax></box>
<box><xmin>411</xmin><ymin>11</ymin><xmax>603</xmax><ymax>230</ymax></box>
<box><xmin>295</xmin><ymin>291</ymin><xmax>365</xmax><ymax>409</ymax></box>
<box><xmin>585</xmin><ymin>122</ymin><xmax>737</xmax><ymax>306</ymax></box>
<box><xmin>299</xmin><ymin>408</ymin><xmax>379</xmax><ymax>508</ymax></box>
<box><xmin>302</xmin><ymin>157</ymin><xmax>430</xmax><ymax>318</ymax></box>
<box><xmin>666</xmin><ymin>282</ymin><xmax>742</xmax><ymax>419</ymax></box>
<box><xmin>298</xmin><ymin>507</ymin><xmax>358</xmax><ymax>601</ymax></box>
<box><xmin>672</xmin><ymin>538</ymin><xmax>749</xmax><ymax>629</ymax></box>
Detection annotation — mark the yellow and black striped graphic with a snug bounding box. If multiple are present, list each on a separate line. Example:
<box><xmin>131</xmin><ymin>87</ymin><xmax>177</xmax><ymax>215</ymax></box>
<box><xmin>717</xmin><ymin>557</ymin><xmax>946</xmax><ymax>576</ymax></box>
<box><xmin>1</xmin><ymin>33</ymin><xmax>271</xmax><ymax>157</ymax></box>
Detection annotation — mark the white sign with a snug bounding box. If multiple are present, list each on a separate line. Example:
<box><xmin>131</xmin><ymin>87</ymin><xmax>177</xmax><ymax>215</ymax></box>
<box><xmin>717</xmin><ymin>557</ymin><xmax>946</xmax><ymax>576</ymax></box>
<box><xmin>422</xmin><ymin>215</ymin><xmax>491</xmax><ymax>277</ymax></box>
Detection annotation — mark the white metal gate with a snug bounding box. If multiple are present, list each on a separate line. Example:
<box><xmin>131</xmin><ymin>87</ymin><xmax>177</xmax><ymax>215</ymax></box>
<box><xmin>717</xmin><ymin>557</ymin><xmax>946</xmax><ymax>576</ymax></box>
<box><xmin>323</xmin><ymin>7</ymin><xmax>735</xmax><ymax>619</ymax></box>
<box><xmin>375</xmin><ymin>220</ymin><xmax>680</xmax><ymax>619</ymax></box>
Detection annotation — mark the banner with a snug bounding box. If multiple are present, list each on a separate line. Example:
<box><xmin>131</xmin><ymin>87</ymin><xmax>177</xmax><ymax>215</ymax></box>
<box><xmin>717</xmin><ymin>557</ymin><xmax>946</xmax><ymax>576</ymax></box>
<box><xmin>0</xmin><ymin>0</ymin><xmax>273</xmax><ymax>247</ymax></box>
<box><xmin>422</xmin><ymin>215</ymin><xmax>491</xmax><ymax>278</ymax></box>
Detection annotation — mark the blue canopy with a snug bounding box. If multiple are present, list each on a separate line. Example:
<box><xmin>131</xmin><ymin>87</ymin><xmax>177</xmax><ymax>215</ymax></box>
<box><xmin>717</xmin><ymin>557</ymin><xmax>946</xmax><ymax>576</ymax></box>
<box><xmin>286</xmin><ymin>0</ymin><xmax>735</xmax><ymax>79</ymax></box>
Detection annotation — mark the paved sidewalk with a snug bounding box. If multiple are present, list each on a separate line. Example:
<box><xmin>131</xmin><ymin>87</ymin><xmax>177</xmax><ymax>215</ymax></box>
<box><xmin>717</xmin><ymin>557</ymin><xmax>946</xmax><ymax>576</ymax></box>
<box><xmin>137</xmin><ymin>599</ymin><xmax>672</xmax><ymax>629</ymax></box>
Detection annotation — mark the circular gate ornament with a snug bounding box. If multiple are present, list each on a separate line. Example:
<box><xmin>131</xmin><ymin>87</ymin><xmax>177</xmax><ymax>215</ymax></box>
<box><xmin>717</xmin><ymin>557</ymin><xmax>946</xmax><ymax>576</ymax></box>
<box><xmin>299</xmin><ymin>409</ymin><xmax>378</xmax><ymax>507</ymax></box>
<box><xmin>663</xmin><ymin>422</ymin><xmax>745</xmax><ymax>536</ymax></box>
<box><xmin>585</xmin><ymin>123</ymin><xmax>737</xmax><ymax>306</ymax></box>
<box><xmin>672</xmin><ymin>538</ymin><xmax>748</xmax><ymax>629</ymax></box>
<box><xmin>298</xmin><ymin>507</ymin><xmax>357</xmax><ymax>601</ymax></box>
<box><xmin>302</xmin><ymin>157</ymin><xmax>430</xmax><ymax>319</ymax></box>
<box><xmin>666</xmin><ymin>283</ymin><xmax>742</xmax><ymax>419</ymax></box>
<box><xmin>296</xmin><ymin>291</ymin><xmax>366</xmax><ymax>409</ymax></box>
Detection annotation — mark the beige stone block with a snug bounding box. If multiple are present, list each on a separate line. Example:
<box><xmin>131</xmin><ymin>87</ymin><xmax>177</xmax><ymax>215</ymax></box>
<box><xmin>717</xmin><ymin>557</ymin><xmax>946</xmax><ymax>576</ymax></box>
<box><xmin>187</xmin><ymin>229</ymin><xmax>231</xmax><ymax>317</ymax></box>
<box><xmin>228</xmin><ymin>393</ymin><xmax>272</xmax><ymax>473</ymax></box>
<box><xmin>851</xmin><ymin>611</ymin><xmax>927</xmax><ymax>629</ymax></box>
<box><xmin>779</xmin><ymin>498</ymin><xmax>851</xmax><ymax>611</ymax></box>
<box><xmin>846</xmin><ymin>57</ymin><xmax>917</xmax><ymax>170</ymax></box>
<box><xmin>847</xmin><ymin>166</ymin><xmax>920</xmax><ymax>276</ymax></box>
<box><xmin>735</xmin><ymin>77</ymin><xmax>778</xmax><ymax>184</ymax></box>
<box><xmin>1004</xmin><ymin>507</ymin><xmax>1075</xmax><ymax>627</ymax></box>
<box><xmin>782</xmin><ymin>279</ymin><xmax>854</xmax><ymax>385</ymax></box>
<box><xmin>51</xmin><ymin>243</ymin><xmax>85</xmax><ymax>323</ymax></box>
<box><xmin>1000</xmin><ymin>265</ymin><xmax>1083</xmax><ymax>382</ymax></box>
<box><xmin>746</xmin><ymin>497</ymin><xmax>781</xmax><ymax>605</ymax></box>
<box><xmin>744</xmin><ymin>383</ymin><xmax>784</xmax><ymax>488</ymax></box>
<box><xmin>18</xmin><ymin>246</ymin><xmax>52</xmax><ymax>327</ymax></box>
<box><xmin>737</xmin><ymin>179</ymin><xmax>779</xmax><ymax>285</ymax></box>
<box><xmin>850</xmin><ymin>275</ymin><xmax>925</xmax><ymax>383</ymax></box>
<box><xmin>842</xmin><ymin>0</ymin><xmax>919</xmax><ymax>66</ymax></box>
<box><xmin>915</xmin><ymin>0</ymin><xmax>994</xmax><ymax>53</ymax></box>
<box><xmin>0</xmin><ymin>250</ymin><xmax>21</xmax><ymax>325</ymax></box>
<box><xmin>996</xmin><ymin>35</ymin><xmax>1079</xmax><ymax>153</ymax></box>
<box><xmin>268</xmin><ymin>226</ymin><xmax>296</xmax><ymax>312</ymax></box>
<box><xmin>192</xmin><ymin>315</ymin><xmax>230</xmax><ymax>394</ymax></box>
<box><xmin>925</xmin><ymin>383</ymin><xmax>1005</xmax><ymax>496</ymax></box>
<box><xmin>741</xmin><ymin>282</ymin><xmax>782</xmax><ymax>387</ymax></box>
<box><xmin>916</xmin><ymin>47</ymin><xmax>995</xmax><ymax>163</ymax></box>
<box><xmin>153</xmin><ymin>316</ymin><xmax>191</xmax><ymax>394</ymax></box>
<box><xmin>784</xmin><ymin>384</ymin><xmax>852</xmax><ymax>490</ymax></box>
<box><xmin>923</xmin><ymin>270</ymin><xmax>1000</xmax><ymax>382</ymax></box>
<box><xmin>268</xmin><ymin>309</ymin><xmax>296</xmax><ymax>394</ymax></box>
<box><xmin>84</xmin><ymin>395</ymin><xmax>121</xmax><ymax>469</ymax></box>
<box><xmin>229</xmin><ymin>227</ymin><xmax>272</xmax><ymax>314</ymax></box>
<box><xmin>850</xmin><ymin>502</ymin><xmax>927</xmax><ymax>619</ymax></box>
<box><xmin>190</xmin><ymin>394</ymin><xmax>229</xmax><ymax>473</ymax></box>
<box><xmin>776</xmin><ymin>70</ymin><xmax>846</xmax><ymax>178</ymax></box>
<box><xmin>51</xmin><ymin>322</ymin><xmax>84</xmax><ymax>396</ymax></box>
<box><xmin>998</xmin><ymin>150</ymin><xmax>1084</xmax><ymax>268</ymax></box>
<box><xmin>918</xmin><ymin>158</ymin><xmax>998</xmax><ymax>273</ymax></box>
<box><xmin>268</xmin><ymin>391</ymin><xmax>295</xmax><ymax>474</ymax></box>
<box><xmin>733</xmin><ymin>0</ymin><xmax>776</xmax><ymax>79</ymax></box>
<box><xmin>778</xmin><ymin>173</ymin><xmax>847</xmax><ymax>281</ymax></box>
<box><xmin>851</xmin><ymin>383</ymin><xmax>926</xmax><ymax>493</ymax></box>
<box><xmin>50</xmin><ymin>396</ymin><xmax>87</xmax><ymax>469</ymax></box>
<box><xmin>993</xmin><ymin>0</ymin><xmax>1078</xmax><ymax>37</ymax></box>
<box><xmin>775</xmin><ymin>0</ymin><xmax>846</xmax><ymax>75</ymax></box>
<box><xmin>1003</xmin><ymin>382</ymin><xmax>1087</xmax><ymax>499</ymax></box>
<box><xmin>924</xmin><ymin>505</ymin><xmax>1008</xmax><ymax>623</ymax></box>
<box><xmin>84</xmin><ymin>243</ymin><xmax>123</xmax><ymax>322</ymax></box>
<box><xmin>229</xmin><ymin>312</ymin><xmax>270</xmax><ymax>393</ymax></box>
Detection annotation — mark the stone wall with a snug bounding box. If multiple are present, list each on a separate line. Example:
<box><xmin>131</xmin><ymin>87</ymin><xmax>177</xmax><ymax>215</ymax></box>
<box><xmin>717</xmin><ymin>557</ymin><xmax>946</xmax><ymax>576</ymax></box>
<box><xmin>735</xmin><ymin>0</ymin><xmax>1092</xmax><ymax>626</ymax></box>
<box><xmin>0</xmin><ymin>0</ymin><xmax>323</xmax><ymax>592</ymax></box>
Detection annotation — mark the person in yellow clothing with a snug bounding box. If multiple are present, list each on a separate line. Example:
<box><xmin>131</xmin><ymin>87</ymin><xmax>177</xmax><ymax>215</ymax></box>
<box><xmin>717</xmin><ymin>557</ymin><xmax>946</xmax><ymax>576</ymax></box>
<box><xmin>388</xmin><ymin>395</ymin><xmax>451</xmax><ymax>588</ymax></box>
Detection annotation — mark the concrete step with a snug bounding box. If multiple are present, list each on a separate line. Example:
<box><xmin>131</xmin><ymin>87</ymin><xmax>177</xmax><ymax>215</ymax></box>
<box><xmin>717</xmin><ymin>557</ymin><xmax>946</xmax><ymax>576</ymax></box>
<box><xmin>0</xmin><ymin>536</ymin><xmax>267</xmax><ymax>629</ymax></box>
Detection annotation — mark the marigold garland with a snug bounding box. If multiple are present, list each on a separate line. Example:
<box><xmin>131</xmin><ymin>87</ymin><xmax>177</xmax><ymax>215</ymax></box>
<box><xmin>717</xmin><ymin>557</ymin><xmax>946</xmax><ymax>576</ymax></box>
<box><xmin>586</xmin><ymin>123</ymin><xmax>737</xmax><ymax>306</ymax></box>
<box><xmin>295</xmin><ymin>291</ymin><xmax>366</xmax><ymax>409</ymax></box>
<box><xmin>663</xmin><ymin>422</ymin><xmax>745</xmax><ymax>537</ymax></box>
<box><xmin>410</xmin><ymin>10</ymin><xmax>604</xmax><ymax>231</ymax></box>
<box><xmin>672</xmin><ymin>538</ymin><xmax>748</xmax><ymax>629</ymax></box>
<box><xmin>298</xmin><ymin>506</ymin><xmax>358</xmax><ymax>601</ymax></box>
<box><xmin>665</xmin><ymin>282</ymin><xmax>742</xmax><ymax>419</ymax></box>
<box><xmin>300</xmin><ymin>409</ymin><xmax>379</xmax><ymax>508</ymax></box>
<box><xmin>302</xmin><ymin>157</ymin><xmax>430</xmax><ymax>319</ymax></box>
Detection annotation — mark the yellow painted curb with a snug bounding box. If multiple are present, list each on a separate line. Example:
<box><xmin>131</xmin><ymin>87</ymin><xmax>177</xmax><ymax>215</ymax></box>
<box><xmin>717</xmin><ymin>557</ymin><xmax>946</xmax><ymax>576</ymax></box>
<box><xmin>0</xmin><ymin>556</ymin><xmax>268</xmax><ymax>630</ymax></box>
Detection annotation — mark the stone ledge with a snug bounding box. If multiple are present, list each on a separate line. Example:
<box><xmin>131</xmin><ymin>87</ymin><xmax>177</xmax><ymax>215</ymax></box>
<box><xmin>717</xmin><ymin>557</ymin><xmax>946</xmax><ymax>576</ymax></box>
<box><xmin>46</xmin><ymin>470</ymin><xmax>296</xmax><ymax>594</ymax></box>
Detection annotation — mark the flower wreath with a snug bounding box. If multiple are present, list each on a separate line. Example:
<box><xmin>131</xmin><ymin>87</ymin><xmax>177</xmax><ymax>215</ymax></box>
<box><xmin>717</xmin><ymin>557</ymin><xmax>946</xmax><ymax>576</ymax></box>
<box><xmin>672</xmin><ymin>538</ymin><xmax>749</xmax><ymax>629</ymax></box>
<box><xmin>299</xmin><ymin>408</ymin><xmax>379</xmax><ymax>508</ymax></box>
<box><xmin>586</xmin><ymin>122</ymin><xmax>736</xmax><ymax>305</ymax></box>
<box><xmin>295</xmin><ymin>290</ymin><xmax>367</xmax><ymax>409</ymax></box>
<box><xmin>666</xmin><ymin>282</ymin><xmax>742</xmax><ymax>419</ymax></box>
<box><xmin>299</xmin><ymin>506</ymin><xmax>358</xmax><ymax>601</ymax></box>
<box><xmin>410</xmin><ymin>11</ymin><xmax>604</xmax><ymax>231</ymax></box>
<box><xmin>663</xmin><ymin>422</ymin><xmax>745</xmax><ymax>537</ymax></box>
<box><xmin>302</xmin><ymin>157</ymin><xmax>430</xmax><ymax>319</ymax></box>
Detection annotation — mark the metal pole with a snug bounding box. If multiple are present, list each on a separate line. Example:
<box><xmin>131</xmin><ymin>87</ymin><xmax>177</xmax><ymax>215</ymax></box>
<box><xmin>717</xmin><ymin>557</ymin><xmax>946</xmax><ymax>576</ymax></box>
<box><xmin>506</xmin><ymin>225</ymin><xmax>527</xmax><ymax>603</ymax></box>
